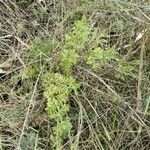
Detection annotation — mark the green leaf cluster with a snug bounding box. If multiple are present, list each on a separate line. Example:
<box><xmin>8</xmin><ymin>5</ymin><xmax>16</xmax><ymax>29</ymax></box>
<box><xmin>85</xmin><ymin>45</ymin><xmax>139</xmax><ymax>79</ymax></box>
<box><xmin>42</xmin><ymin>73</ymin><xmax>79</xmax><ymax>149</ymax></box>
<box><xmin>28</xmin><ymin>37</ymin><xmax>53</xmax><ymax>60</ymax></box>
<box><xmin>116</xmin><ymin>59</ymin><xmax>139</xmax><ymax>79</ymax></box>
<box><xmin>59</xmin><ymin>16</ymin><xmax>91</xmax><ymax>73</ymax></box>
<box><xmin>22</xmin><ymin>66</ymin><xmax>38</xmax><ymax>79</ymax></box>
<box><xmin>86</xmin><ymin>46</ymin><xmax>118</xmax><ymax>69</ymax></box>
<box><xmin>23</xmin><ymin>38</ymin><xmax>54</xmax><ymax>79</ymax></box>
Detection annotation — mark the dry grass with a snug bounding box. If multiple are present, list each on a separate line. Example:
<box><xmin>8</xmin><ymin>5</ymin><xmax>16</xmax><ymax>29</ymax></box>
<box><xmin>0</xmin><ymin>0</ymin><xmax>150</xmax><ymax>150</ymax></box>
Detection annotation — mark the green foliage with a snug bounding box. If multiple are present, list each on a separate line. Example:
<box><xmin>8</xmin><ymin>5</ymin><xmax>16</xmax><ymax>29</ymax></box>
<box><xmin>90</xmin><ymin>28</ymin><xmax>107</xmax><ymax>49</ymax></box>
<box><xmin>2</xmin><ymin>106</ymin><xmax>23</xmax><ymax>124</ymax></box>
<box><xmin>25</xmin><ymin>37</ymin><xmax>54</xmax><ymax>79</ymax></box>
<box><xmin>116</xmin><ymin>59</ymin><xmax>139</xmax><ymax>79</ymax></box>
<box><xmin>59</xmin><ymin>16</ymin><xmax>90</xmax><ymax>73</ymax></box>
<box><xmin>20</xmin><ymin>131</ymin><xmax>38</xmax><ymax>150</ymax></box>
<box><xmin>53</xmin><ymin>119</ymin><xmax>72</xmax><ymax>138</ymax></box>
<box><xmin>51</xmin><ymin>119</ymin><xmax>72</xmax><ymax>149</ymax></box>
<box><xmin>22</xmin><ymin>66</ymin><xmax>38</xmax><ymax>79</ymax></box>
<box><xmin>9</xmin><ymin>74</ymin><xmax>34</xmax><ymax>101</ymax></box>
<box><xmin>86</xmin><ymin>46</ymin><xmax>118</xmax><ymax>69</ymax></box>
<box><xmin>42</xmin><ymin>72</ymin><xmax>79</xmax><ymax>149</ymax></box>
<box><xmin>85</xmin><ymin>44</ymin><xmax>139</xmax><ymax>79</ymax></box>
<box><xmin>59</xmin><ymin>50</ymin><xmax>79</xmax><ymax>74</ymax></box>
<box><xmin>44</xmin><ymin>85</ymin><xmax>70</xmax><ymax>120</ymax></box>
<box><xmin>40</xmin><ymin>17</ymin><xmax>89</xmax><ymax>147</ymax></box>
<box><xmin>42</xmin><ymin>73</ymin><xmax>79</xmax><ymax>91</ymax></box>
<box><xmin>32</xmin><ymin>5</ymin><xmax>49</xmax><ymax>23</ymax></box>
<box><xmin>16</xmin><ymin>0</ymin><xmax>28</xmax><ymax>8</ymax></box>
<box><xmin>113</xmin><ymin>20</ymin><xmax>125</xmax><ymax>32</ymax></box>
<box><xmin>28</xmin><ymin>37</ymin><xmax>53</xmax><ymax>60</ymax></box>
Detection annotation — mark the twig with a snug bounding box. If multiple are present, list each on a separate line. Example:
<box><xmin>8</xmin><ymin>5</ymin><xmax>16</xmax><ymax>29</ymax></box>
<box><xmin>17</xmin><ymin>68</ymin><xmax>43</xmax><ymax>150</ymax></box>
<box><xmin>136</xmin><ymin>28</ymin><xmax>147</xmax><ymax>138</ymax></box>
<box><xmin>78</xmin><ymin>66</ymin><xmax>121</xmax><ymax>101</ymax></box>
<box><xmin>136</xmin><ymin>29</ymin><xmax>146</xmax><ymax>111</ymax></box>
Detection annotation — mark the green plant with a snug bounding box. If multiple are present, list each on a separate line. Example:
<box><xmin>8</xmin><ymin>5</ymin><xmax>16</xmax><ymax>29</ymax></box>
<box><xmin>116</xmin><ymin>59</ymin><xmax>139</xmax><ymax>79</ymax></box>
<box><xmin>20</xmin><ymin>131</ymin><xmax>38</xmax><ymax>150</ymax></box>
<box><xmin>24</xmin><ymin>37</ymin><xmax>54</xmax><ymax>79</ymax></box>
<box><xmin>90</xmin><ymin>28</ymin><xmax>107</xmax><ymax>49</ymax></box>
<box><xmin>2</xmin><ymin>106</ymin><xmax>23</xmax><ymax>124</ymax></box>
<box><xmin>86</xmin><ymin>46</ymin><xmax>118</xmax><ymax>70</ymax></box>
<box><xmin>59</xmin><ymin>16</ymin><xmax>90</xmax><ymax>74</ymax></box>
<box><xmin>28</xmin><ymin>37</ymin><xmax>53</xmax><ymax>61</ymax></box>
<box><xmin>22</xmin><ymin>66</ymin><xmax>38</xmax><ymax>79</ymax></box>
<box><xmin>42</xmin><ymin>73</ymin><xmax>79</xmax><ymax>149</ymax></box>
